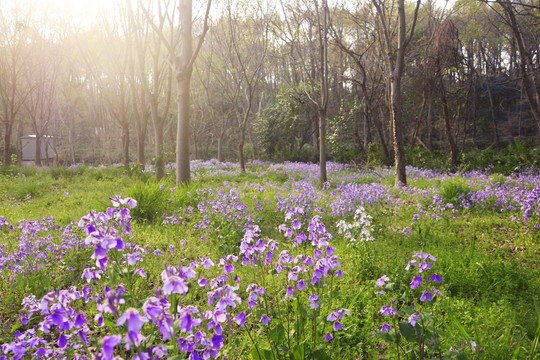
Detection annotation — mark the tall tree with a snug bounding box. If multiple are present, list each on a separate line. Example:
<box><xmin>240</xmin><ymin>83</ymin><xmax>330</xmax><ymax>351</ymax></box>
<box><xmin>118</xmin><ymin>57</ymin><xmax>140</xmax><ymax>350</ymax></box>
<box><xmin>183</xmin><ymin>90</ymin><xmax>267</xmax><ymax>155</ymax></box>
<box><xmin>224</xmin><ymin>0</ymin><xmax>269</xmax><ymax>172</ymax></box>
<box><xmin>0</xmin><ymin>5</ymin><xmax>32</xmax><ymax>165</ymax></box>
<box><xmin>141</xmin><ymin>0</ymin><xmax>211</xmax><ymax>184</ymax></box>
<box><xmin>493</xmin><ymin>0</ymin><xmax>540</xmax><ymax>131</ymax></box>
<box><xmin>372</xmin><ymin>0</ymin><xmax>421</xmax><ymax>186</ymax></box>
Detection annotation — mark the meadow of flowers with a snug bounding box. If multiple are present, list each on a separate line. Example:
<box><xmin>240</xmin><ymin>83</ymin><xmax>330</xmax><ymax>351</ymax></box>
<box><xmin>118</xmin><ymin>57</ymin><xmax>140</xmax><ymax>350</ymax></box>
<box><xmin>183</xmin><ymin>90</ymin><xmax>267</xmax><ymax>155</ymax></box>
<box><xmin>0</xmin><ymin>160</ymin><xmax>539</xmax><ymax>359</ymax></box>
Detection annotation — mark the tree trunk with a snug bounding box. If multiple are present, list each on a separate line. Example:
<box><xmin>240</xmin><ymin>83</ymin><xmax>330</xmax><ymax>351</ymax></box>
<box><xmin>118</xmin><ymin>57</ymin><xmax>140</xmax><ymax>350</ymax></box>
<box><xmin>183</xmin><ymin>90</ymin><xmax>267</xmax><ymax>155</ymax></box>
<box><xmin>137</xmin><ymin>129</ymin><xmax>145</xmax><ymax>168</ymax></box>
<box><xmin>427</xmin><ymin>97</ymin><xmax>433</xmax><ymax>150</ymax></box>
<box><xmin>154</xmin><ymin>121</ymin><xmax>165</xmax><ymax>181</ymax></box>
<box><xmin>486</xmin><ymin>78</ymin><xmax>500</xmax><ymax>149</ymax></box>
<box><xmin>318</xmin><ymin>108</ymin><xmax>327</xmax><ymax>183</ymax></box>
<box><xmin>176</xmin><ymin>0</ymin><xmax>193</xmax><ymax>185</ymax></box>
<box><xmin>35</xmin><ymin>134</ymin><xmax>42</xmax><ymax>167</ymax></box>
<box><xmin>376</xmin><ymin>107</ymin><xmax>390</xmax><ymax>162</ymax></box>
<box><xmin>217</xmin><ymin>133</ymin><xmax>223</xmax><ymax>162</ymax></box>
<box><xmin>238</xmin><ymin>125</ymin><xmax>245</xmax><ymax>172</ymax></box>
<box><xmin>391</xmin><ymin>74</ymin><xmax>406</xmax><ymax>185</ymax></box>
<box><xmin>497</xmin><ymin>0</ymin><xmax>540</xmax><ymax>130</ymax></box>
<box><xmin>122</xmin><ymin>120</ymin><xmax>130</xmax><ymax>166</ymax></box>
<box><xmin>3</xmin><ymin>121</ymin><xmax>13</xmax><ymax>166</ymax></box>
<box><xmin>439</xmin><ymin>79</ymin><xmax>458</xmax><ymax>167</ymax></box>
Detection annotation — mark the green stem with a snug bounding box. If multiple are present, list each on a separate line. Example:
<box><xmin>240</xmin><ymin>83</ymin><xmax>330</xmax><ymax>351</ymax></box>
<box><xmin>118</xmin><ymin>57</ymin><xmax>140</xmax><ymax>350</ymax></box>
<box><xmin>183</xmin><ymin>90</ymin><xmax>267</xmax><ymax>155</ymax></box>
<box><xmin>246</xmin><ymin>321</ymin><xmax>263</xmax><ymax>360</ymax></box>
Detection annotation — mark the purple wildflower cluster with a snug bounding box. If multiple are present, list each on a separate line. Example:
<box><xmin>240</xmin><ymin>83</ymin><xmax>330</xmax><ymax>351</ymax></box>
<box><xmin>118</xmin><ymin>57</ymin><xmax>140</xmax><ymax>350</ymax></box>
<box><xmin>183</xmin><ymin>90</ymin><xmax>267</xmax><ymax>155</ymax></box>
<box><xmin>376</xmin><ymin>251</ymin><xmax>444</xmax><ymax>334</ymax></box>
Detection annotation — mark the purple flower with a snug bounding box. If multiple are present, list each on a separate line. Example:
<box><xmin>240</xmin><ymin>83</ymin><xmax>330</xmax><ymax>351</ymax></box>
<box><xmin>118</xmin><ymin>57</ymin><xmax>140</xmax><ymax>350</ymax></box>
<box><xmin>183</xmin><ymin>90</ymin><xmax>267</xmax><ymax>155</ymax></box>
<box><xmin>224</xmin><ymin>264</ymin><xmax>234</xmax><ymax>274</ymax></box>
<box><xmin>58</xmin><ymin>333</ymin><xmax>68</xmax><ymax>348</ymax></box>
<box><xmin>117</xmin><ymin>308</ymin><xmax>148</xmax><ymax>333</ymax></box>
<box><xmin>381</xmin><ymin>324</ymin><xmax>391</xmax><ymax>332</ymax></box>
<box><xmin>101</xmin><ymin>335</ymin><xmax>122</xmax><ymax>360</ymax></box>
<box><xmin>408</xmin><ymin>313</ymin><xmax>420</xmax><ymax>327</ymax></box>
<box><xmin>325</xmin><ymin>246</ymin><xmax>335</xmax><ymax>256</ymax></box>
<box><xmin>325</xmin><ymin>332</ymin><xmax>333</xmax><ymax>342</ymax></box>
<box><xmin>429</xmin><ymin>273</ymin><xmax>443</xmax><ymax>283</ymax></box>
<box><xmin>163</xmin><ymin>275</ymin><xmax>188</xmax><ymax>295</ymax></box>
<box><xmin>308</xmin><ymin>294</ymin><xmax>319</xmax><ymax>309</ymax></box>
<box><xmin>234</xmin><ymin>312</ymin><xmax>246</xmax><ymax>328</ymax></box>
<box><xmin>134</xmin><ymin>268</ymin><xmax>147</xmax><ymax>278</ymax></box>
<box><xmin>297</xmin><ymin>279</ymin><xmax>306</xmax><ymax>291</ymax></box>
<box><xmin>179</xmin><ymin>307</ymin><xmax>202</xmax><ymax>334</ymax></box>
<box><xmin>420</xmin><ymin>291</ymin><xmax>433</xmax><ymax>302</ymax></box>
<box><xmin>260</xmin><ymin>315</ymin><xmax>271</xmax><ymax>325</ymax></box>
<box><xmin>410</xmin><ymin>276</ymin><xmax>422</xmax><ymax>289</ymax></box>
<box><xmin>418</xmin><ymin>262</ymin><xmax>432</xmax><ymax>273</ymax></box>
<box><xmin>211</xmin><ymin>334</ymin><xmax>223</xmax><ymax>350</ymax></box>
<box><xmin>378</xmin><ymin>304</ymin><xmax>397</xmax><ymax>316</ymax></box>
<box><xmin>286</xmin><ymin>286</ymin><xmax>295</xmax><ymax>297</ymax></box>
<box><xmin>333</xmin><ymin>321</ymin><xmax>342</xmax><ymax>331</ymax></box>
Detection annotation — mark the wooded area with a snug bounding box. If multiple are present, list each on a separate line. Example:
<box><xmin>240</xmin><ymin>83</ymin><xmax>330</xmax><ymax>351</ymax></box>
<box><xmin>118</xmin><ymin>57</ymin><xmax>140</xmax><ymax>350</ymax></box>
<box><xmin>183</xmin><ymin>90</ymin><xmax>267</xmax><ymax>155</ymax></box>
<box><xmin>0</xmin><ymin>0</ymin><xmax>539</xmax><ymax>185</ymax></box>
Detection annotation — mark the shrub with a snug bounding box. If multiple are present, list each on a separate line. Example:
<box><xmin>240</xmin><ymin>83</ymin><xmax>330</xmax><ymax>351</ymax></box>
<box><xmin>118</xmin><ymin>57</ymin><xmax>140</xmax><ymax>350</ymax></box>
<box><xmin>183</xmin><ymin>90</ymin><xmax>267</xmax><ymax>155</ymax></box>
<box><xmin>440</xmin><ymin>180</ymin><xmax>471</xmax><ymax>207</ymax></box>
<box><xmin>15</xmin><ymin>181</ymin><xmax>44</xmax><ymax>200</ymax></box>
<box><xmin>128</xmin><ymin>181</ymin><xmax>169</xmax><ymax>223</ymax></box>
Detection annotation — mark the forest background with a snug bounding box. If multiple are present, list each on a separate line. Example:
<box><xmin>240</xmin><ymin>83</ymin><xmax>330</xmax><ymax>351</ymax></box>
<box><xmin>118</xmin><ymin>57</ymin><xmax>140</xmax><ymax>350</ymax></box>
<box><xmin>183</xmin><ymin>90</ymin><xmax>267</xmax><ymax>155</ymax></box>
<box><xmin>0</xmin><ymin>0</ymin><xmax>539</xmax><ymax>179</ymax></box>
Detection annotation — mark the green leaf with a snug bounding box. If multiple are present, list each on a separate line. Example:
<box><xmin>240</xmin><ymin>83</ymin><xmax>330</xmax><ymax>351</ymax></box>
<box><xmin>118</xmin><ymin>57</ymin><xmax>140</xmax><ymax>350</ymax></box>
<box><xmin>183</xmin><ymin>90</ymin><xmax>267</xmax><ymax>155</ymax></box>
<box><xmin>292</xmin><ymin>344</ymin><xmax>305</xmax><ymax>360</ymax></box>
<box><xmin>448</xmin><ymin>313</ymin><xmax>471</xmax><ymax>340</ymax></box>
<box><xmin>10</xmin><ymin>323</ymin><xmax>21</xmax><ymax>333</ymax></box>
<box><xmin>380</xmin><ymin>329</ymin><xmax>398</xmax><ymax>344</ymax></box>
<box><xmin>103</xmin><ymin>316</ymin><xmax>116</xmax><ymax>328</ymax></box>
<box><xmin>250</xmin><ymin>348</ymin><xmax>273</xmax><ymax>360</ymax></box>
<box><xmin>398</xmin><ymin>321</ymin><xmax>419</xmax><ymax>343</ymax></box>
<box><xmin>402</xmin><ymin>306</ymin><xmax>416</xmax><ymax>316</ymax></box>
<box><xmin>270</xmin><ymin>323</ymin><xmax>286</xmax><ymax>344</ymax></box>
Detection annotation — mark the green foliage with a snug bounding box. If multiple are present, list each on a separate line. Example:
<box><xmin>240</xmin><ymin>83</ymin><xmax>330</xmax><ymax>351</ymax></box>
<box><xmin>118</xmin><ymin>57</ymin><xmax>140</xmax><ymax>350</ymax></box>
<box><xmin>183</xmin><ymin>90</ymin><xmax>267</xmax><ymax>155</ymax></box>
<box><xmin>366</xmin><ymin>143</ymin><xmax>389</xmax><ymax>168</ymax></box>
<box><xmin>440</xmin><ymin>180</ymin><xmax>471</xmax><ymax>207</ymax></box>
<box><xmin>128</xmin><ymin>181</ymin><xmax>169</xmax><ymax>223</ymax></box>
<box><xmin>254</xmin><ymin>85</ymin><xmax>315</xmax><ymax>162</ymax></box>
<box><xmin>460</xmin><ymin>141</ymin><xmax>540</xmax><ymax>174</ymax></box>
<box><xmin>406</xmin><ymin>145</ymin><xmax>449</xmax><ymax>170</ymax></box>
<box><xmin>49</xmin><ymin>167</ymin><xmax>76</xmax><ymax>180</ymax></box>
<box><xmin>327</xmin><ymin>99</ymin><xmax>362</xmax><ymax>163</ymax></box>
<box><xmin>15</xmin><ymin>181</ymin><xmax>45</xmax><ymax>200</ymax></box>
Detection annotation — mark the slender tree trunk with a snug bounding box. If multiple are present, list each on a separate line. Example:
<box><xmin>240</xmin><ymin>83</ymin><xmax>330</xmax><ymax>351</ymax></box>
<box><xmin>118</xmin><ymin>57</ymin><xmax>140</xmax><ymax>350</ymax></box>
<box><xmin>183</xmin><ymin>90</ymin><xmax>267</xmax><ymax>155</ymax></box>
<box><xmin>318</xmin><ymin>108</ymin><xmax>327</xmax><ymax>182</ymax></box>
<box><xmin>439</xmin><ymin>79</ymin><xmax>458</xmax><ymax>167</ymax></box>
<box><xmin>376</xmin><ymin>107</ymin><xmax>390</xmax><ymax>161</ymax></box>
<box><xmin>217</xmin><ymin>133</ymin><xmax>223</xmax><ymax>162</ymax></box>
<box><xmin>122</xmin><ymin>120</ymin><xmax>130</xmax><ymax>166</ymax></box>
<box><xmin>391</xmin><ymin>74</ymin><xmax>406</xmax><ymax>185</ymax></box>
<box><xmin>427</xmin><ymin>96</ymin><xmax>433</xmax><ymax>150</ymax></box>
<box><xmin>176</xmin><ymin>0</ymin><xmax>194</xmax><ymax>185</ymax></box>
<box><xmin>238</xmin><ymin>124</ymin><xmax>245</xmax><ymax>172</ymax></box>
<box><xmin>497</xmin><ymin>0</ymin><xmax>540</xmax><ymax>130</ymax></box>
<box><xmin>3</xmin><ymin>121</ymin><xmax>13</xmax><ymax>166</ymax></box>
<box><xmin>154</xmin><ymin>121</ymin><xmax>165</xmax><ymax>181</ymax></box>
<box><xmin>137</xmin><ymin>129</ymin><xmax>145</xmax><ymax>168</ymax></box>
<box><xmin>486</xmin><ymin>79</ymin><xmax>500</xmax><ymax>149</ymax></box>
<box><xmin>35</xmin><ymin>134</ymin><xmax>42</xmax><ymax>167</ymax></box>
<box><xmin>69</xmin><ymin>125</ymin><xmax>75</xmax><ymax>164</ymax></box>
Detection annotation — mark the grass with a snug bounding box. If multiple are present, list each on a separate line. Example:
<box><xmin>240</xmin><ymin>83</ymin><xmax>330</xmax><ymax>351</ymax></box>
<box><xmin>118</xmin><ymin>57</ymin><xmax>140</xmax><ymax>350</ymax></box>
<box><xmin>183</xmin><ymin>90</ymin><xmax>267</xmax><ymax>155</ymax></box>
<box><xmin>0</xmin><ymin>163</ymin><xmax>538</xmax><ymax>358</ymax></box>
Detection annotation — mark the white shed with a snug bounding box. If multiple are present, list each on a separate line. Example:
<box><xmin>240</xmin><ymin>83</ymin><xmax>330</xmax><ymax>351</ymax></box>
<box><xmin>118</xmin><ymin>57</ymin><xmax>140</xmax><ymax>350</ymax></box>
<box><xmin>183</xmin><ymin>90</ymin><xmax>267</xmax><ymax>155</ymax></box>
<box><xmin>21</xmin><ymin>135</ymin><xmax>55</xmax><ymax>166</ymax></box>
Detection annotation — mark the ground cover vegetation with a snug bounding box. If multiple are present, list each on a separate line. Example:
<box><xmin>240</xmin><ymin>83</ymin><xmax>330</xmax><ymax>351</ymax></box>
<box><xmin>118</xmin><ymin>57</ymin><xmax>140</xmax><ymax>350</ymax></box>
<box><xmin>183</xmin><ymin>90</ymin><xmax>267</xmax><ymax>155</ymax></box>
<box><xmin>0</xmin><ymin>160</ymin><xmax>539</xmax><ymax>359</ymax></box>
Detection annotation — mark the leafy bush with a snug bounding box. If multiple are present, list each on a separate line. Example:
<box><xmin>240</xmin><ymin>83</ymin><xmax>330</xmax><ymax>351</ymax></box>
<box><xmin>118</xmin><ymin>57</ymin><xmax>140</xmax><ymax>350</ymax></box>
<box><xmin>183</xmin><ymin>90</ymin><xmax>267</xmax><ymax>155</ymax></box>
<box><xmin>50</xmin><ymin>167</ymin><xmax>75</xmax><ymax>180</ymax></box>
<box><xmin>15</xmin><ymin>181</ymin><xmax>44</xmax><ymax>200</ymax></box>
<box><xmin>128</xmin><ymin>181</ymin><xmax>169</xmax><ymax>223</ymax></box>
<box><xmin>440</xmin><ymin>180</ymin><xmax>471</xmax><ymax>207</ymax></box>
